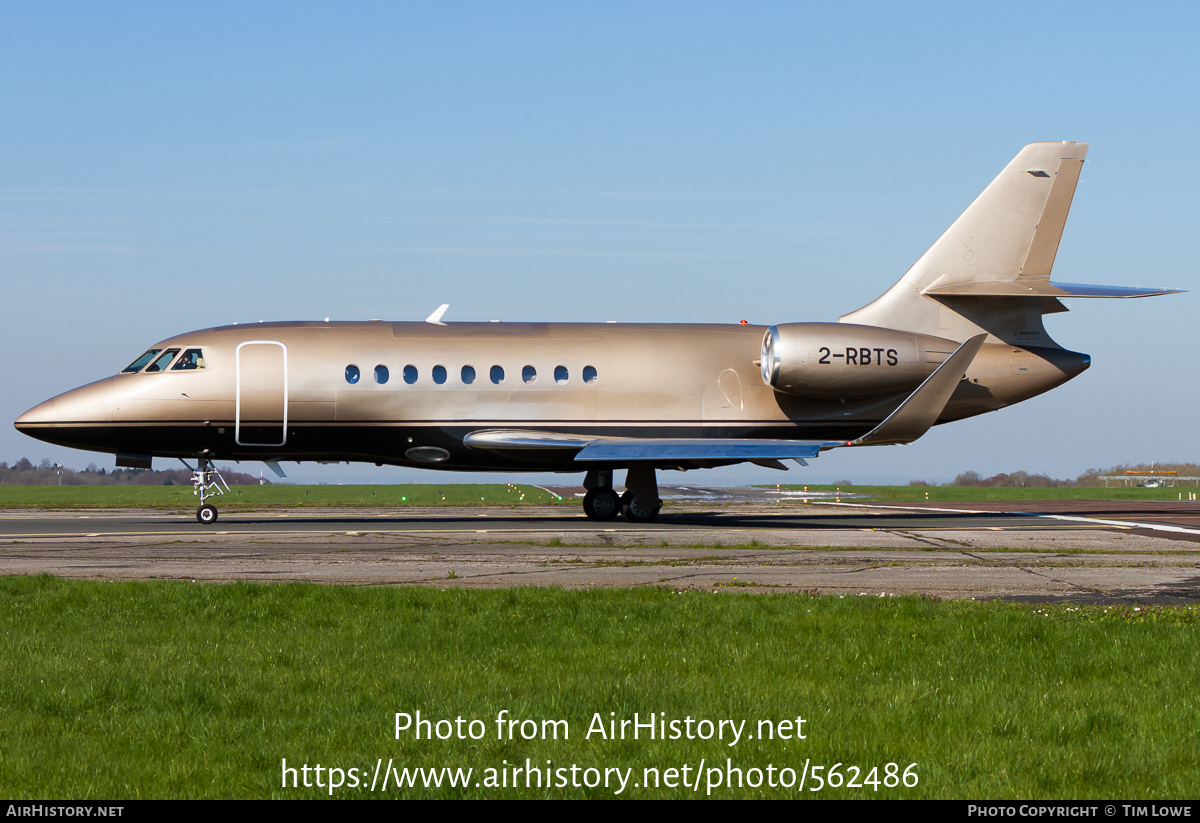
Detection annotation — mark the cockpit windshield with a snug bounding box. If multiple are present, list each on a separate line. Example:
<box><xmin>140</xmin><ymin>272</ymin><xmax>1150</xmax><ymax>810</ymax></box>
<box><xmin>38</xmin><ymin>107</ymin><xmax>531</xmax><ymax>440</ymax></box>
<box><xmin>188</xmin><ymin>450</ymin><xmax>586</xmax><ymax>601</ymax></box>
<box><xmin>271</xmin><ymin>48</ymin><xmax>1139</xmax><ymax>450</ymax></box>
<box><xmin>122</xmin><ymin>349</ymin><xmax>162</xmax><ymax>373</ymax></box>
<box><xmin>121</xmin><ymin>347</ymin><xmax>206</xmax><ymax>374</ymax></box>
<box><xmin>144</xmin><ymin>349</ymin><xmax>181</xmax><ymax>372</ymax></box>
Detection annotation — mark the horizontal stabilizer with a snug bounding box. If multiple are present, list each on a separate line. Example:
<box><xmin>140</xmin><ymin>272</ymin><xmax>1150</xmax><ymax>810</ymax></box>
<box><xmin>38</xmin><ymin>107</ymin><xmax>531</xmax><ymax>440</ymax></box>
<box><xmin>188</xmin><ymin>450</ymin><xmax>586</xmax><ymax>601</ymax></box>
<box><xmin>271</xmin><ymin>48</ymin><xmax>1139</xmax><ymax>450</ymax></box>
<box><xmin>923</xmin><ymin>279</ymin><xmax>1182</xmax><ymax>299</ymax></box>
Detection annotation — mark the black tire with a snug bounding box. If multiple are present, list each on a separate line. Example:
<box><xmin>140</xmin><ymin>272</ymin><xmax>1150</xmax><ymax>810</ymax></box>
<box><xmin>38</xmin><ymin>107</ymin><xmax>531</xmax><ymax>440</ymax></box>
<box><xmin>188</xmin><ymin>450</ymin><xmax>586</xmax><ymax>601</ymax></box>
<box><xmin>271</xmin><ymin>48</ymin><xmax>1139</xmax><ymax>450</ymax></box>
<box><xmin>620</xmin><ymin>491</ymin><xmax>661</xmax><ymax>523</ymax></box>
<box><xmin>197</xmin><ymin>504</ymin><xmax>218</xmax><ymax>524</ymax></box>
<box><xmin>583</xmin><ymin>488</ymin><xmax>621</xmax><ymax>521</ymax></box>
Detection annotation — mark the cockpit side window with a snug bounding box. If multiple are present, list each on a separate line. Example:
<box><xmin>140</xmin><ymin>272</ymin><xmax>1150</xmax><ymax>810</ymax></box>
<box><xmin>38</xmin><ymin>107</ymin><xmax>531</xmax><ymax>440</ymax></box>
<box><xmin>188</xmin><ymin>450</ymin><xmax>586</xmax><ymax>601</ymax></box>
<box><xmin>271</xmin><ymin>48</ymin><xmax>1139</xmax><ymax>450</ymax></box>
<box><xmin>144</xmin><ymin>349</ymin><xmax>181</xmax><ymax>373</ymax></box>
<box><xmin>122</xmin><ymin>349</ymin><xmax>162</xmax><ymax>374</ymax></box>
<box><xmin>171</xmin><ymin>349</ymin><xmax>205</xmax><ymax>370</ymax></box>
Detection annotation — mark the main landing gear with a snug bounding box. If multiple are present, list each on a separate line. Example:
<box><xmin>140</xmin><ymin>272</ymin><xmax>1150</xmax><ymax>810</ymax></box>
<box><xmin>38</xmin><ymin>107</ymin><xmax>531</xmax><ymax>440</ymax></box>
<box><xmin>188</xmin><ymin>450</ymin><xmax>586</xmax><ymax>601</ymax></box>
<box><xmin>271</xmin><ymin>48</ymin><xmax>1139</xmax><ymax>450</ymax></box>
<box><xmin>582</xmin><ymin>466</ymin><xmax>662</xmax><ymax>523</ymax></box>
<box><xmin>185</xmin><ymin>458</ymin><xmax>230</xmax><ymax>524</ymax></box>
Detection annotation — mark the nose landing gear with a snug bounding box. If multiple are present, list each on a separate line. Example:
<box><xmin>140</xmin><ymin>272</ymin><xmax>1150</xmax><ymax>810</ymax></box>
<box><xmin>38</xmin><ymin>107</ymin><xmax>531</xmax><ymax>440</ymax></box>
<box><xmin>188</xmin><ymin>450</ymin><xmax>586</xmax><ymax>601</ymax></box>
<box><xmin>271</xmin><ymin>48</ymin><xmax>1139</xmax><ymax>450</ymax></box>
<box><xmin>186</xmin><ymin>458</ymin><xmax>230</xmax><ymax>524</ymax></box>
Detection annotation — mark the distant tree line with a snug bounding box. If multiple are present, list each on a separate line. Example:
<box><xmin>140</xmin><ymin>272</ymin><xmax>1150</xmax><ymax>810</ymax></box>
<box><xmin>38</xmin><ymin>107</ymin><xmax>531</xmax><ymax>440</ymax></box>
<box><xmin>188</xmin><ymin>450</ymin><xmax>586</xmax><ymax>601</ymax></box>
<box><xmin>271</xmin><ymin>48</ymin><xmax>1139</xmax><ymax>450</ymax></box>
<box><xmin>0</xmin><ymin>458</ymin><xmax>270</xmax><ymax>486</ymax></box>
<box><xmin>920</xmin><ymin>463</ymin><xmax>1200</xmax><ymax>488</ymax></box>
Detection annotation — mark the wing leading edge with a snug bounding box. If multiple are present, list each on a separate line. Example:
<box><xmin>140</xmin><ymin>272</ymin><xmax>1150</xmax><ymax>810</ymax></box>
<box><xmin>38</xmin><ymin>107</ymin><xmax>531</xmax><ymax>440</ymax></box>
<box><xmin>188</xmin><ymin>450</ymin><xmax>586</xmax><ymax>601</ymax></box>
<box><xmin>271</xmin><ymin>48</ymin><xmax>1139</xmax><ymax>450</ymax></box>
<box><xmin>460</xmin><ymin>431</ymin><xmax>836</xmax><ymax>461</ymax></box>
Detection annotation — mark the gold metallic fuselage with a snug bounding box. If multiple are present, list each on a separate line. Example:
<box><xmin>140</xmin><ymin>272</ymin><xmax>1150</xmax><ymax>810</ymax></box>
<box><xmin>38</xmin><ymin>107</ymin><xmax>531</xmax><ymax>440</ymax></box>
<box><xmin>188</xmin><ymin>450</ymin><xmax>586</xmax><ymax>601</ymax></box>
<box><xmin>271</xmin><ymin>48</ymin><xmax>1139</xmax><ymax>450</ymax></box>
<box><xmin>15</xmin><ymin>320</ymin><xmax>1087</xmax><ymax>472</ymax></box>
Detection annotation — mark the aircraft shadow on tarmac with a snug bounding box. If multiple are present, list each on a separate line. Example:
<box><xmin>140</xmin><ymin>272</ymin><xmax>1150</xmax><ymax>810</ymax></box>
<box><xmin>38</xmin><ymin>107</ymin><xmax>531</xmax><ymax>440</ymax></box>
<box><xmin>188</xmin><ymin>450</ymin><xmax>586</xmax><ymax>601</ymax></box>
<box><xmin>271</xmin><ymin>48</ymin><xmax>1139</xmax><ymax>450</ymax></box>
<box><xmin>217</xmin><ymin>509</ymin><xmax>1029</xmax><ymax>530</ymax></box>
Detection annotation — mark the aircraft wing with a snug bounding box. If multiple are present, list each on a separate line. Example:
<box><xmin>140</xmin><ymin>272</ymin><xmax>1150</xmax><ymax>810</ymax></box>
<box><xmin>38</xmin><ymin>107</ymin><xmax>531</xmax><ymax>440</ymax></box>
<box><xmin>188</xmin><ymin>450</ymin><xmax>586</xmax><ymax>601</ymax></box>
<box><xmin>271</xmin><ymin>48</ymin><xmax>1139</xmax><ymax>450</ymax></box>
<box><xmin>462</xmin><ymin>430</ymin><xmax>836</xmax><ymax>469</ymax></box>
<box><xmin>463</xmin><ymin>430</ymin><xmax>835</xmax><ymax>460</ymax></box>
<box><xmin>464</xmin><ymin>334</ymin><xmax>987</xmax><ymax>467</ymax></box>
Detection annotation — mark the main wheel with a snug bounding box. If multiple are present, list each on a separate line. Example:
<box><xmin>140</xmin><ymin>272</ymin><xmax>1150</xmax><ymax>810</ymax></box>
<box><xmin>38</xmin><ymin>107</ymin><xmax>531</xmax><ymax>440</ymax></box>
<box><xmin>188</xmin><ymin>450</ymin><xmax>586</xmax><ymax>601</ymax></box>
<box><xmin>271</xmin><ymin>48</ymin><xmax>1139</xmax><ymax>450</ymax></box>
<box><xmin>620</xmin><ymin>491</ymin><xmax>661</xmax><ymax>523</ymax></box>
<box><xmin>197</xmin><ymin>504</ymin><xmax>218</xmax><ymax>524</ymax></box>
<box><xmin>582</xmin><ymin>488</ymin><xmax>621</xmax><ymax>521</ymax></box>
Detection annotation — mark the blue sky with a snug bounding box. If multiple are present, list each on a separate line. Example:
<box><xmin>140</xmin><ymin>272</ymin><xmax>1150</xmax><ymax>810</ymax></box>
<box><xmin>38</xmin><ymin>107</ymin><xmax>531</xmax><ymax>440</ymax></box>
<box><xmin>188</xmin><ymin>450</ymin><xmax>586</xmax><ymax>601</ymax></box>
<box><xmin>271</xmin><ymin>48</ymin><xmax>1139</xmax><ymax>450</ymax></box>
<box><xmin>2</xmin><ymin>1</ymin><xmax>1196</xmax><ymax>484</ymax></box>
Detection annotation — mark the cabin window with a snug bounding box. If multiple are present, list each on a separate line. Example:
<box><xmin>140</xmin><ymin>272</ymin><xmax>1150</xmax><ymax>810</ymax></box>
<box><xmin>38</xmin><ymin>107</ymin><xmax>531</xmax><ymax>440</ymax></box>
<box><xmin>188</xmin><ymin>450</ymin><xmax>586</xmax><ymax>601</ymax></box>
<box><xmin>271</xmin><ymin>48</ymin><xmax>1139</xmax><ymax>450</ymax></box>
<box><xmin>144</xmin><ymin>349</ymin><xmax>181</xmax><ymax>373</ymax></box>
<box><xmin>432</xmin><ymin>365</ymin><xmax>447</xmax><ymax>385</ymax></box>
<box><xmin>554</xmin><ymin>365</ymin><xmax>569</xmax><ymax>384</ymax></box>
<box><xmin>345</xmin><ymin>365</ymin><xmax>361</xmax><ymax>384</ymax></box>
<box><xmin>583</xmin><ymin>365</ymin><xmax>598</xmax><ymax>384</ymax></box>
<box><xmin>490</xmin><ymin>365</ymin><xmax>504</xmax><ymax>384</ymax></box>
<box><xmin>171</xmin><ymin>349</ymin><xmax>204</xmax><ymax>370</ymax></box>
<box><xmin>461</xmin><ymin>365</ymin><xmax>476</xmax><ymax>385</ymax></box>
<box><xmin>522</xmin><ymin>365</ymin><xmax>537</xmax><ymax>384</ymax></box>
<box><xmin>122</xmin><ymin>349</ymin><xmax>162</xmax><ymax>374</ymax></box>
<box><xmin>374</xmin><ymin>365</ymin><xmax>389</xmax><ymax>384</ymax></box>
<box><xmin>403</xmin><ymin>365</ymin><xmax>418</xmax><ymax>384</ymax></box>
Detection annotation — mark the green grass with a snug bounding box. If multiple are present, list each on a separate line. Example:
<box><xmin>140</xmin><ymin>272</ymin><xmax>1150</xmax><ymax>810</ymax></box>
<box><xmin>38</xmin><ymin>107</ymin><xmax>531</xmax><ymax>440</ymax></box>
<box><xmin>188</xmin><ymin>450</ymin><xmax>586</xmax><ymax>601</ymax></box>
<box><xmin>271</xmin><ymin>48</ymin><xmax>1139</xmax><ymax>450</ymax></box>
<box><xmin>1</xmin><ymin>576</ymin><xmax>1197</xmax><ymax>798</ymax></box>
<box><xmin>0</xmin><ymin>484</ymin><xmax>569</xmax><ymax>509</ymax></box>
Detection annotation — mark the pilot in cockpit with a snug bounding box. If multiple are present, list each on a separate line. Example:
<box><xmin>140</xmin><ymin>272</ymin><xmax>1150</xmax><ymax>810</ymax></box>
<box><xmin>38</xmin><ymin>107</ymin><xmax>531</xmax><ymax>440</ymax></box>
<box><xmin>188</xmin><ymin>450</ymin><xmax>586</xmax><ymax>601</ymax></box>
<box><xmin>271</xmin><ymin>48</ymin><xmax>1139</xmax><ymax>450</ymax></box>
<box><xmin>172</xmin><ymin>349</ymin><xmax>204</xmax><ymax>370</ymax></box>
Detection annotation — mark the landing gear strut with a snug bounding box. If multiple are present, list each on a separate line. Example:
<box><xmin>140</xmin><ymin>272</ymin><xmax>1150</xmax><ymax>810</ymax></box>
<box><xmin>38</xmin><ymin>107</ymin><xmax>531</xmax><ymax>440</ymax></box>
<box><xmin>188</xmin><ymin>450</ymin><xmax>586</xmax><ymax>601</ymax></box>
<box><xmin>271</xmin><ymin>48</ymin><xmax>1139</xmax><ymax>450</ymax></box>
<box><xmin>620</xmin><ymin>464</ymin><xmax>662</xmax><ymax>523</ymax></box>
<box><xmin>186</xmin><ymin>458</ymin><xmax>230</xmax><ymax>524</ymax></box>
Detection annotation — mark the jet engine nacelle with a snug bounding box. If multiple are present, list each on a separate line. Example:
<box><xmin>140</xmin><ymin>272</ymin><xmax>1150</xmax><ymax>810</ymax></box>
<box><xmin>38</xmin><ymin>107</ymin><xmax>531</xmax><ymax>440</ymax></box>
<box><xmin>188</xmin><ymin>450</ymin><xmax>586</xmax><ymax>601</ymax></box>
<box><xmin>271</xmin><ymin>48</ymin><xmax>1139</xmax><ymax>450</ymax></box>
<box><xmin>760</xmin><ymin>323</ymin><xmax>959</xmax><ymax>398</ymax></box>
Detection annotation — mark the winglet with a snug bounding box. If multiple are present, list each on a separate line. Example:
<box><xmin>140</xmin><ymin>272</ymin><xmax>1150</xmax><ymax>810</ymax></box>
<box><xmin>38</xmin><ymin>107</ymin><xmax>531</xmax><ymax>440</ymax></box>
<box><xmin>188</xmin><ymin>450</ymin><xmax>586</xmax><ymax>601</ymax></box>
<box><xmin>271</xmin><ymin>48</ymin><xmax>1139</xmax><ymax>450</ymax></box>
<box><xmin>850</xmin><ymin>333</ymin><xmax>987</xmax><ymax>447</ymax></box>
<box><xmin>425</xmin><ymin>304</ymin><xmax>450</xmax><ymax>325</ymax></box>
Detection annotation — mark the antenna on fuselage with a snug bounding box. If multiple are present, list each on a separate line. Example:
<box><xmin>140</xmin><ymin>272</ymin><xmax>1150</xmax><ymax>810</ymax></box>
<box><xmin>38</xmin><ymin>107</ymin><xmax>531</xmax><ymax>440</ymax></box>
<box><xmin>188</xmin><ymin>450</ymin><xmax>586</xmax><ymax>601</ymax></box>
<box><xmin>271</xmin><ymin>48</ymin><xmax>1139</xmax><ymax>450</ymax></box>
<box><xmin>425</xmin><ymin>304</ymin><xmax>450</xmax><ymax>325</ymax></box>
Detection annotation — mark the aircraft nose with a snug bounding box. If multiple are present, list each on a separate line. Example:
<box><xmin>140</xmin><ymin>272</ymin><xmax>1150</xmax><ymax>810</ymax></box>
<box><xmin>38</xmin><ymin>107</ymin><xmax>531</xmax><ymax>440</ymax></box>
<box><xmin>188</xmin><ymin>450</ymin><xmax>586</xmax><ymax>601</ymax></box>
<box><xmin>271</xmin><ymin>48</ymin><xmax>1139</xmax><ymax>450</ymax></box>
<box><xmin>14</xmin><ymin>378</ymin><xmax>114</xmax><ymax>446</ymax></box>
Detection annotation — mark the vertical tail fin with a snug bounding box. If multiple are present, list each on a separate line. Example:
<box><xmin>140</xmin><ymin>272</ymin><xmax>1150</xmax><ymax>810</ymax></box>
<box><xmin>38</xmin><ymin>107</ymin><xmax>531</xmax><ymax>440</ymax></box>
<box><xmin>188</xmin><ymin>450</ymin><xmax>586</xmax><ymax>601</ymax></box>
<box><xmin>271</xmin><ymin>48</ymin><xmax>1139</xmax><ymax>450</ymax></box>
<box><xmin>840</xmin><ymin>141</ymin><xmax>1089</xmax><ymax>346</ymax></box>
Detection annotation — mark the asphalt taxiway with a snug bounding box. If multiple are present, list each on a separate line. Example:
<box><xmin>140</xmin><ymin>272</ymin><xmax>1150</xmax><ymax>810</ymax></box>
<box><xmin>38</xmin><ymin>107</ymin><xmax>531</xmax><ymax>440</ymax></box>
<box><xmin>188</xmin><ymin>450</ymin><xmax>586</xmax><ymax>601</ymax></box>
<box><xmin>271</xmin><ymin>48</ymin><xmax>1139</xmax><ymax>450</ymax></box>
<box><xmin>2</xmin><ymin>497</ymin><xmax>1198</xmax><ymax>604</ymax></box>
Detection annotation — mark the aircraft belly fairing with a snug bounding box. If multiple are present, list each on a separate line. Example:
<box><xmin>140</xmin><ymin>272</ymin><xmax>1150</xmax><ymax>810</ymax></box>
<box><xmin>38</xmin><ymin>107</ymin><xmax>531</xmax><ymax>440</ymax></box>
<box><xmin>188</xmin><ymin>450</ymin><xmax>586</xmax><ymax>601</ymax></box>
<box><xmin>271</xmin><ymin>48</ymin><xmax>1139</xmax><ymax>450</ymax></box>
<box><xmin>14</xmin><ymin>142</ymin><xmax>1178</xmax><ymax>523</ymax></box>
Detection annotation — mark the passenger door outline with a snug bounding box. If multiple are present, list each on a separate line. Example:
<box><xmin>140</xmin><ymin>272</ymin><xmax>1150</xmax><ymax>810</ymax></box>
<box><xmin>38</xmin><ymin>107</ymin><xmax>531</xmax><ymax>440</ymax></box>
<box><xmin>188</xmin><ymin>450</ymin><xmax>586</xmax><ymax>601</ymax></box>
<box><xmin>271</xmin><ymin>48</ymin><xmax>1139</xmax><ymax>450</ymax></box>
<box><xmin>235</xmin><ymin>340</ymin><xmax>289</xmax><ymax>447</ymax></box>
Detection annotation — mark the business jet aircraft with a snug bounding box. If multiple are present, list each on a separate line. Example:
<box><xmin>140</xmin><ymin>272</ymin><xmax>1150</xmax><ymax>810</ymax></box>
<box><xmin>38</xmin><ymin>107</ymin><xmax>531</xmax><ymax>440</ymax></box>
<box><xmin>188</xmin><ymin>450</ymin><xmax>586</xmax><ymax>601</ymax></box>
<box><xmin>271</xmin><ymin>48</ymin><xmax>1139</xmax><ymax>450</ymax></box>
<box><xmin>15</xmin><ymin>142</ymin><xmax>1177</xmax><ymax>524</ymax></box>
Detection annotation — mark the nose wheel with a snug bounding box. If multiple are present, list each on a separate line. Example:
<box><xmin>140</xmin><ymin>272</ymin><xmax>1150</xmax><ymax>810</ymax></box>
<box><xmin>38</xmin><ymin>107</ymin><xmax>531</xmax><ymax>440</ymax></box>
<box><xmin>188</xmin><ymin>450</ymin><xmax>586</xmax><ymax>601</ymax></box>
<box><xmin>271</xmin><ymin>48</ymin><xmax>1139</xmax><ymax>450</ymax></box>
<box><xmin>197</xmin><ymin>504</ymin><xmax>218</xmax><ymax>524</ymax></box>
